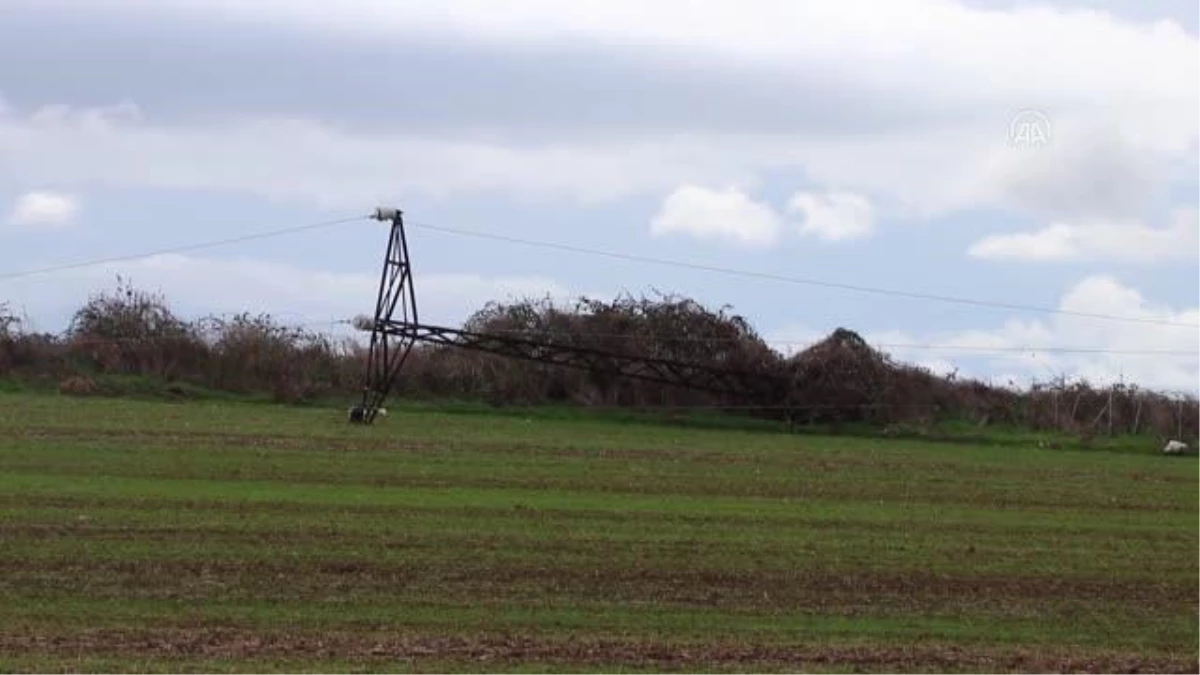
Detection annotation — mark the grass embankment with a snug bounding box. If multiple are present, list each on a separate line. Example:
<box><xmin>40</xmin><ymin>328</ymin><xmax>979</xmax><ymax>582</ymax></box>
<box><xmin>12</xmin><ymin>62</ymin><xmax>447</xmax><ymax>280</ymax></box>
<box><xmin>0</xmin><ymin>393</ymin><xmax>1195</xmax><ymax>672</ymax></box>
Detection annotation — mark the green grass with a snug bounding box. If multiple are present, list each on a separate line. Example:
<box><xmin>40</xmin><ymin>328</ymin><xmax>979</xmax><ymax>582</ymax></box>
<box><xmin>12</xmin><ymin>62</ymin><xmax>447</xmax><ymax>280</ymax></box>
<box><xmin>0</xmin><ymin>391</ymin><xmax>1195</xmax><ymax>673</ymax></box>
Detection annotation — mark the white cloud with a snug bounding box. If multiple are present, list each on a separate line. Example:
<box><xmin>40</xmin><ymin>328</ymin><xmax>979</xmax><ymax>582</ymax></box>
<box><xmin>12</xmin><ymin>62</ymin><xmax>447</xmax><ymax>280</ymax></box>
<box><xmin>650</xmin><ymin>185</ymin><xmax>782</xmax><ymax>248</ymax></box>
<box><xmin>988</xmin><ymin>120</ymin><xmax>1170</xmax><ymax>220</ymax></box>
<box><xmin>3</xmin><ymin>253</ymin><xmax>570</xmax><ymax>332</ymax></box>
<box><xmin>788</xmin><ymin>191</ymin><xmax>875</xmax><ymax>242</ymax></box>
<box><xmin>6</xmin><ymin>190</ymin><xmax>78</xmax><ymax>228</ymax></box>
<box><xmin>766</xmin><ymin>275</ymin><xmax>1200</xmax><ymax>393</ymax></box>
<box><xmin>0</xmin><ymin>0</ymin><xmax>1194</xmax><ymax>222</ymax></box>
<box><xmin>75</xmin><ymin>1</ymin><xmax>1198</xmax><ymax>100</ymax></box>
<box><xmin>0</xmin><ymin>102</ymin><xmax>759</xmax><ymax>207</ymax></box>
<box><xmin>968</xmin><ymin>208</ymin><xmax>1199</xmax><ymax>262</ymax></box>
<box><xmin>0</xmin><ymin>97</ymin><xmax>1190</xmax><ymax>225</ymax></box>
<box><xmin>82</xmin><ymin>2</ymin><xmax>1198</xmax><ymax>135</ymax></box>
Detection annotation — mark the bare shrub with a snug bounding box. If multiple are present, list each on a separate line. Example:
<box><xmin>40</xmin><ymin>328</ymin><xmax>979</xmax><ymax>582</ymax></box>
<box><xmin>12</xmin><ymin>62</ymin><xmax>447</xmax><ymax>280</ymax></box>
<box><xmin>201</xmin><ymin>312</ymin><xmax>347</xmax><ymax>403</ymax></box>
<box><xmin>0</xmin><ymin>302</ymin><xmax>22</xmax><ymax>374</ymax></box>
<box><xmin>785</xmin><ymin>329</ymin><xmax>894</xmax><ymax>423</ymax></box>
<box><xmin>59</xmin><ymin>375</ymin><xmax>100</xmax><ymax>396</ymax></box>
<box><xmin>5</xmin><ymin>281</ymin><xmax>1197</xmax><ymax>442</ymax></box>
<box><xmin>1</xmin><ymin>303</ymin><xmax>71</xmax><ymax>377</ymax></box>
<box><xmin>453</xmin><ymin>292</ymin><xmax>781</xmax><ymax>407</ymax></box>
<box><xmin>67</xmin><ymin>276</ymin><xmax>205</xmax><ymax>380</ymax></box>
<box><xmin>0</xmin><ymin>302</ymin><xmax>20</xmax><ymax>338</ymax></box>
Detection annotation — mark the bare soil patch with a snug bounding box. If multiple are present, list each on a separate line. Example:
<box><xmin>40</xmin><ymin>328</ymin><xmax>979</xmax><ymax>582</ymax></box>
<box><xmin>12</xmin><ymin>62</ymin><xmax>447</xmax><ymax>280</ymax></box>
<box><xmin>5</xmin><ymin>555</ymin><xmax>1189</xmax><ymax>612</ymax></box>
<box><xmin>4</xmin><ymin>628</ymin><xmax>1194</xmax><ymax>673</ymax></box>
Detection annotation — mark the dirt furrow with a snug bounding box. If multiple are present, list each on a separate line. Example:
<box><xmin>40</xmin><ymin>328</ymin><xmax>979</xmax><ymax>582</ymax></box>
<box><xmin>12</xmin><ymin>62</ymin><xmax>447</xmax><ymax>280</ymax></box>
<box><xmin>4</xmin><ymin>628</ymin><xmax>1195</xmax><ymax>673</ymax></box>
<box><xmin>4</xmin><ymin>556</ymin><xmax>1191</xmax><ymax>608</ymax></box>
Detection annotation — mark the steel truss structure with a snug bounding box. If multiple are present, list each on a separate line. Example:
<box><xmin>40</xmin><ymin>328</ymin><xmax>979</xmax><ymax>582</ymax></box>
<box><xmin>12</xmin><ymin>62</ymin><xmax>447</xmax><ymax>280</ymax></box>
<box><xmin>350</xmin><ymin>208</ymin><xmax>783</xmax><ymax>423</ymax></box>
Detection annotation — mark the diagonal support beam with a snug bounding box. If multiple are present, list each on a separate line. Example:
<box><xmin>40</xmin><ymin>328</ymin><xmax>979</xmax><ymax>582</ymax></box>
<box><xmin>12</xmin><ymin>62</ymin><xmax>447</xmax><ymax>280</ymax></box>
<box><xmin>373</xmin><ymin>321</ymin><xmax>783</xmax><ymax>401</ymax></box>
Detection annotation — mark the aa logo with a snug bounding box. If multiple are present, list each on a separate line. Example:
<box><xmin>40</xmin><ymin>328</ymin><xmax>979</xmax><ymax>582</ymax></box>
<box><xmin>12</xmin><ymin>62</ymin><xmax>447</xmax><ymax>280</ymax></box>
<box><xmin>1008</xmin><ymin>109</ymin><xmax>1052</xmax><ymax>149</ymax></box>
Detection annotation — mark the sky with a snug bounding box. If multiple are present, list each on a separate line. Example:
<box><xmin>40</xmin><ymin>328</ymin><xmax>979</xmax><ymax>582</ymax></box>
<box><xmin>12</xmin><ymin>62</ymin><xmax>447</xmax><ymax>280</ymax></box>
<box><xmin>0</xmin><ymin>0</ymin><xmax>1197</xmax><ymax>393</ymax></box>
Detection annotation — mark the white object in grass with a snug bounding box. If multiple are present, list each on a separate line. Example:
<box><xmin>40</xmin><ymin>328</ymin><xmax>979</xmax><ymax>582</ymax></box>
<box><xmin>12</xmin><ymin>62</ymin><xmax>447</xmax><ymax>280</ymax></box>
<box><xmin>1162</xmin><ymin>439</ymin><xmax>1187</xmax><ymax>455</ymax></box>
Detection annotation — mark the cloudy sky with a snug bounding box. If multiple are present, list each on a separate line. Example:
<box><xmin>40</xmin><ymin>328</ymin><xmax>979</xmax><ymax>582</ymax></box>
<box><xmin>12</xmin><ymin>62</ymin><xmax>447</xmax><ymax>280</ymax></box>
<box><xmin>1</xmin><ymin>0</ymin><xmax>1197</xmax><ymax>392</ymax></box>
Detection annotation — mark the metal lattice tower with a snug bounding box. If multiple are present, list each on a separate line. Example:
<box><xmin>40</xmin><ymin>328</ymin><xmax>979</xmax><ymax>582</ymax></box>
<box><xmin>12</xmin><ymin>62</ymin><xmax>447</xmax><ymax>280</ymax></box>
<box><xmin>349</xmin><ymin>207</ymin><xmax>418</xmax><ymax>423</ymax></box>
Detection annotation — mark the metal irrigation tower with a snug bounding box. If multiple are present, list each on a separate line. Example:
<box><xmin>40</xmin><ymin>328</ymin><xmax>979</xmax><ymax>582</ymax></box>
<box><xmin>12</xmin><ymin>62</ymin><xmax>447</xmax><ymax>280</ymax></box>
<box><xmin>349</xmin><ymin>207</ymin><xmax>784</xmax><ymax>423</ymax></box>
<box><xmin>349</xmin><ymin>207</ymin><xmax>419</xmax><ymax>423</ymax></box>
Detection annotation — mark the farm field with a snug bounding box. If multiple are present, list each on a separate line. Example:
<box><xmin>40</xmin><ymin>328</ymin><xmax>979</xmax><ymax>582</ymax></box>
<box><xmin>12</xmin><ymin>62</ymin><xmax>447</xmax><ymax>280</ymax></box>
<box><xmin>0</xmin><ymin>392</ymin><xmax>1196</xmax><ymax>673</ymax></box>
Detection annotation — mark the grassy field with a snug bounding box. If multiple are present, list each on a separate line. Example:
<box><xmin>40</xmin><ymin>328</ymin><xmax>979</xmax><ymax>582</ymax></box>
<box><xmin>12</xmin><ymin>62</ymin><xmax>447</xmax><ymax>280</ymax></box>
<box><xmin>0</xmin><ymin>392</ymin><xmax>1195</xmax><ymax>673</ymax></box>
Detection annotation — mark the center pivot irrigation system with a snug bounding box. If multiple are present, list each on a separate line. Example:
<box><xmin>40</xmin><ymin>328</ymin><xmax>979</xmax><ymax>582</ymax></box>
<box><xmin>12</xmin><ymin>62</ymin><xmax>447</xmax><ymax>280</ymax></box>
<box><xmin>348</xmin><ymin>207</ymin><xmax>786</xmax><ymax>424</ymax></box>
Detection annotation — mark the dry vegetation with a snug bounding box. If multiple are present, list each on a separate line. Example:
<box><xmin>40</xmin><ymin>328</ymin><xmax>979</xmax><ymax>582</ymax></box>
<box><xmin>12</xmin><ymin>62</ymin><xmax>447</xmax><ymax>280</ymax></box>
<box><xmin>1</xmin><ymin>279</ymin><xmax>361</xmax><ymax>404</ymax></box>
<box><xmin>2</xmin><ymin>278</ymin><xmax>1196</xmax><ymax>441</ymax></box>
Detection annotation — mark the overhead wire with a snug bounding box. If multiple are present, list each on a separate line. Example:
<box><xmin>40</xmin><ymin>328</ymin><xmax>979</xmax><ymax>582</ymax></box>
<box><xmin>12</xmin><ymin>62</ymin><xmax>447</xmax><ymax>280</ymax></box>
<box><xmin>423</xmin><ymin>326</ymin><xmax>1194</xmax><ymax>356</ymax></box>
<box><xmin>0</xmin><ymin>214</ymin><xmax>366</xmax><ymax>282</ymax></box>
<box><xmin>43</xmin><ymin>325</ymin><xmax>1196</xmax><ymax>358</ymax></box>
<box><xmin>2</xmin><ymin>210</ymin><xmax>1200</xmax><ymax>355</ymax></box>
<box><xmin>407</xmin><ymin>220</ymin><xmax>1200</xmax><ymax>329</ymax></box>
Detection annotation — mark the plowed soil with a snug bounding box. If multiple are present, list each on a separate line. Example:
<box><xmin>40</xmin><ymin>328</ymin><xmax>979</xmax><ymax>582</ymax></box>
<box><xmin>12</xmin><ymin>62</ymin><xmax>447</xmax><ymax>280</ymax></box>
<box><xmin>5</xmin><ymin>629</ymin><xmax>1197</xmax><ymax>673</ymax></box>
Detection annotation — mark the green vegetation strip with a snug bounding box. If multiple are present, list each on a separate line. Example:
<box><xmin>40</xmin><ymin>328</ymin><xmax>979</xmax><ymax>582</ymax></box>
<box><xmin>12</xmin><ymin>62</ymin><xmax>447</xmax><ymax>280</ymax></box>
<box><xmin>0</xmin><ymin>392</ymin><xmax>1195</xmax><ymax>673</ymax></box>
